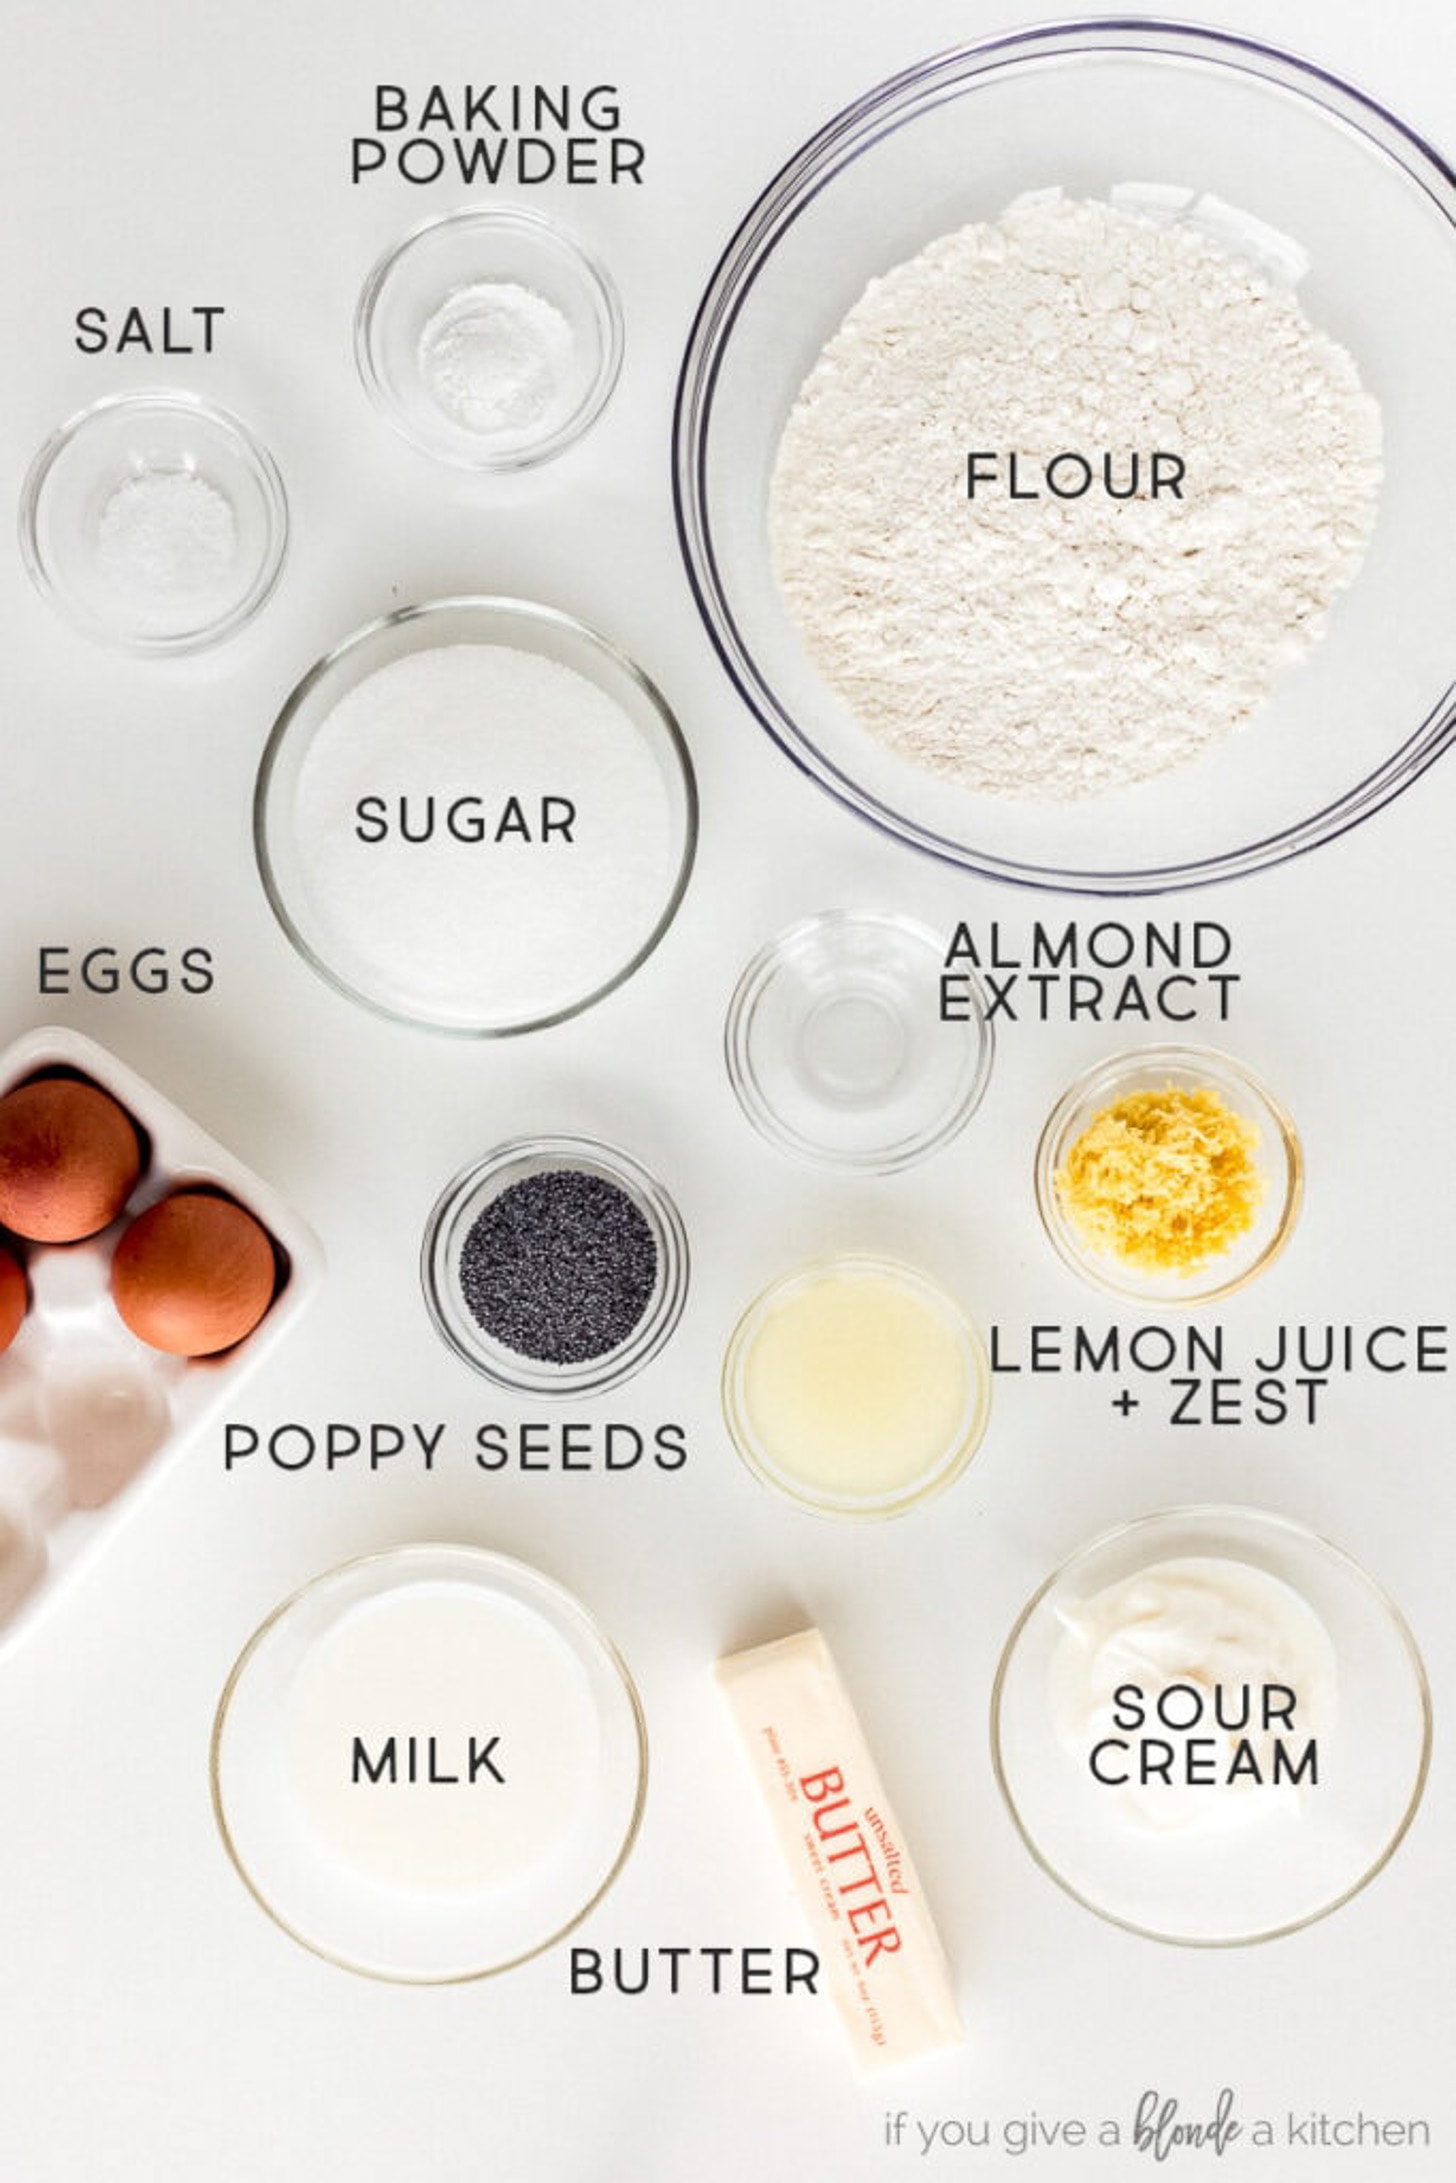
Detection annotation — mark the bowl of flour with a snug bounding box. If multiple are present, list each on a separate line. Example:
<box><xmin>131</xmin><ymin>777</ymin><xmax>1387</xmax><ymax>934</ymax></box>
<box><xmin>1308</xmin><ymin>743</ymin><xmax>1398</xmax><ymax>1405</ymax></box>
<box><xmin>674</xmin><ymin>23</ymin><xmax>1456</xmax><ymax>892</ymax></box>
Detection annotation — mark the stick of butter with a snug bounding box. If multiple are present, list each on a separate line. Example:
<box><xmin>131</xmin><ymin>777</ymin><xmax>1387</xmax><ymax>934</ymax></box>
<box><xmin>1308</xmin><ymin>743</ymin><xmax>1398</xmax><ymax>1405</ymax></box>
<box><xmin>717</xmin><ymin>1626</ymin><xmax>964</xmax><ymax>2074</ymax></box>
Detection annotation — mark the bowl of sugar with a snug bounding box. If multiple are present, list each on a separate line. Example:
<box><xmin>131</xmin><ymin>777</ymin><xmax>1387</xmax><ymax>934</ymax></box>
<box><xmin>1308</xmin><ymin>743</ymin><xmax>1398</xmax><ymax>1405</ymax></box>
<box><xmin>255</xmin><ymin>596</ymin><xmax>697</xmax><ymax>1034</ymax></box>
<box><xmin>675</xmin><ymin>22</ymin><xmax>1456</xmax><ymax>892</ymax></box>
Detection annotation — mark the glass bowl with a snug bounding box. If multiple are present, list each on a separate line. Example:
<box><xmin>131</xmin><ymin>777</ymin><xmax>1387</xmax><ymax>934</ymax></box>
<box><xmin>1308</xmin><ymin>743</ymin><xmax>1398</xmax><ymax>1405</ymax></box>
<box><xmin>20</xmin><ymin>390</ymin><xmax>288</xmax><ymax>653</ymax></box>
<box><xmin>1034</xmin><ymin>1043</ymin><xmax>1301</xmax><ymax>1305</ymax></box>
<box><xmin>725</xmin><ymin>909</ymin><xmax>992</xmax><ymax>1173</ymax></box>
<box><xmin>674</xmin><ymin>22</ymin><xmax>1456</xmax><ymax>893</ymax></box>
<box><xmin>356</xmin><ymin>206</ymin><xmax>623</xmax><ymax>468</ymax></box>
<box><xmin>422</xmin><ymin>1135</ymin><xmax>689</xmax><ymax>1396</ymax></box>
<box><xmin>211</xmin><ymin>1543</ymin><xmax>647</xmax><ymax>1982</ymax></box>
<box><xmin>254</xmin><ymin>596</ymin><xmax>696</xmax><ymax>1035</ymax></box>
<box><xmin>992</xmin><ymin>1507</ymin><xmax>1431</xmax><ymax>1945</ymax></box>
<box><xmin>722</xmin><ymin>1253</ymin><xmax>990</xmax><ymax>1518</ymax></box>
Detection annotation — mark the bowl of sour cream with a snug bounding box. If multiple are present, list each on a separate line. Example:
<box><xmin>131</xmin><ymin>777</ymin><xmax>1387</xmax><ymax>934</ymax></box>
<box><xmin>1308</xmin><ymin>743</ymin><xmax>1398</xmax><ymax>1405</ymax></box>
<box><xmin>991</xmin><ymin>1505</ymin><xmax>1430</xmax><ymax>1944</ymax></box>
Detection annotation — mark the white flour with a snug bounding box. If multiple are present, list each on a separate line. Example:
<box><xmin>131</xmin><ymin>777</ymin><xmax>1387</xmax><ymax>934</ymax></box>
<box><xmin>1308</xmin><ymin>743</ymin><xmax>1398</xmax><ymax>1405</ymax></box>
<box><xmin>769</xmin><ymin>192</ymin><xmax>1383</xmax><ymax>800</ymax></box>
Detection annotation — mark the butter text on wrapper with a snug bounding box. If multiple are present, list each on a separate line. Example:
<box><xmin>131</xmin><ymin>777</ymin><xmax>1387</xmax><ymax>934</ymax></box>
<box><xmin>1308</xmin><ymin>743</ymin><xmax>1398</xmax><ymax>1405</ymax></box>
<box><xmin>716</xmin><ymin>1626</ymin><xmax>963</xmax><ymax>2074</ymax></box>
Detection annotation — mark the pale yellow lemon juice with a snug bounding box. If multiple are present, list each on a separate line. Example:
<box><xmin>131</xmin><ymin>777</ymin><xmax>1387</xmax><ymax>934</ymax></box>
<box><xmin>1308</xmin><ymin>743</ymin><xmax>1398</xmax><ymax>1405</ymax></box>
<box><xmin>723</xmin><ymin>1255</ymin><xmax>989</xmax><ymax>1517</ymax></box>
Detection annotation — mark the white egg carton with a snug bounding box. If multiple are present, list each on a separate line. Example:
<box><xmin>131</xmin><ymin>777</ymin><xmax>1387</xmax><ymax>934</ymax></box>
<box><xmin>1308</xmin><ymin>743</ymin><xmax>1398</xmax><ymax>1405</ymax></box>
<box><xmin>0</xmin><ymin>1024</ymin><xmax>323</xmax><ymax>1652</ymax></box>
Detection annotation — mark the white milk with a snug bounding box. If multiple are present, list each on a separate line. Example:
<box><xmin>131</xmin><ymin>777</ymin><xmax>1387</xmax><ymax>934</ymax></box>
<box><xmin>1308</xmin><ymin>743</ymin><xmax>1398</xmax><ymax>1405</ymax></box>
<box><xmin>284</xmin><ymin>1579</ymin><xmax>602</xmax><ymax>1897</ymax></box>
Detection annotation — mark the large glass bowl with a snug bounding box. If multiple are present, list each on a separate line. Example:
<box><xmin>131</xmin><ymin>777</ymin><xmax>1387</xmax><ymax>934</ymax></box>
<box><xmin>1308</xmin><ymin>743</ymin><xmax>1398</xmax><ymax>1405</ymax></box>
<box><xmin>674</xmin><ymin>23</ymin><xmax>1456</xmax><ymax>893</ymax></box>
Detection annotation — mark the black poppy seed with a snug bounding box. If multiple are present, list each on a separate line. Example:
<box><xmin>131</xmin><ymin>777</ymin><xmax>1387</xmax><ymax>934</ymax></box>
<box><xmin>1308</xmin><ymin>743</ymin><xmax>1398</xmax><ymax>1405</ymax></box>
<box><xmin>459</xmin><ymin>1167</ymin><xmax>659</xmax><ymax>1365</ymax></box>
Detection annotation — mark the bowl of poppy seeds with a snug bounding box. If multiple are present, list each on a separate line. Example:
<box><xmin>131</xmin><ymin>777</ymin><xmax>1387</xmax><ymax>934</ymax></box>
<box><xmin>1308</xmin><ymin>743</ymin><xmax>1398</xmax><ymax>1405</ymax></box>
<box><xmin>422</xmin><ymin>1136</ymin><xmax>689</xmax><ymax>1394</ymax></box>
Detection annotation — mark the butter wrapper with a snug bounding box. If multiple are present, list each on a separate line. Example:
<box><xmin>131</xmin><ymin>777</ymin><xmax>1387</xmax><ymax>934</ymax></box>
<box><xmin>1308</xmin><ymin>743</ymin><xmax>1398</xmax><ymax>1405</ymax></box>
<box><xmin>717</xmin><ymin>1626</ymin><xmax>964</xmax><ymax>2075</ymax></box>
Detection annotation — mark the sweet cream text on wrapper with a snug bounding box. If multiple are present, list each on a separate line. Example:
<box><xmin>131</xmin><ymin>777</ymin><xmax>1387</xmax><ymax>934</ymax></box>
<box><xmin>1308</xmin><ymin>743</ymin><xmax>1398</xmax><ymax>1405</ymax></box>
<box><xmin>717</xmin><ymin>1627</ymin><xmax>963</xmax><ymax>2074</ymax></box>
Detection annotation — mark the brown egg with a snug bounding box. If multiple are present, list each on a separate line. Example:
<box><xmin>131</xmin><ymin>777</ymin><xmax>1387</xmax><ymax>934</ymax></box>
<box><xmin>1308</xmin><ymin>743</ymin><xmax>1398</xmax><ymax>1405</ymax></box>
<box><xmin>0</xmin><ymin>1076</ymin><xmax>143</xmax><ymax>1243</ymax></box>
<box><xmin>0</xmin><ymin>1245</ymin><xmax>26</xmax><ymax>1354</ymax></box>
<box><xmin>111</xmin><ymin>1191</ymin><xmax>277</xmax><ymax>1357</ymax></box>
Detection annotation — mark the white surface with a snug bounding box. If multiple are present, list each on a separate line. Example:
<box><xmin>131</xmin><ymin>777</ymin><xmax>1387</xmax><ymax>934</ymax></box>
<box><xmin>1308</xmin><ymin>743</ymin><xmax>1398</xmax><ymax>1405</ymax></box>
<box><xmin>0</xmin><ymin>2</ymin><xmax>1452</xmax><ymax>2179</ymax></box>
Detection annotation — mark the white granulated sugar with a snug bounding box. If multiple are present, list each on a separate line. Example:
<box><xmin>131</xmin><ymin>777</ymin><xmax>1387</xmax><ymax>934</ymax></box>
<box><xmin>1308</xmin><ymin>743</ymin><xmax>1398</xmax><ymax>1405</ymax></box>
<box><xmin>293</xmin><ymin>644</ymin><xmax>675</xmax><ymax>1025</ymax></box>
<box><xmin>96</xmin><ymin>467</ymin><xmax>237</xmax><ymax>602</ymax></box>
<box><xmin>418</xmin><ymin>281</ymin><xmax>578</xmax><ymax>438</ymax></box>
<box><xmin>769</xmin><ymin>192</ymin><xmax>1383</xmax><ymax>800</ymax></box>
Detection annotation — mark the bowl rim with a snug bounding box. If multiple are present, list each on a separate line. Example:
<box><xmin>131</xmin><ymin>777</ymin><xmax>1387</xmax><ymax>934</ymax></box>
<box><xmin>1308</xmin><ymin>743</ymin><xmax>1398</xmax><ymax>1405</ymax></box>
<box><xmin>253</xmin><ymin>593</ymin><xmax>698</xmax><ymax>1037</ymax></box>
<box><xmin>672</xmin><ymin>17</ymin><xmax>1456</xmax><ymax>895</ymax></box>
<box><xmin>989</xmin><ymin>1502</ymin><xmax>1433</xmax><ymax>1946</ymax></box>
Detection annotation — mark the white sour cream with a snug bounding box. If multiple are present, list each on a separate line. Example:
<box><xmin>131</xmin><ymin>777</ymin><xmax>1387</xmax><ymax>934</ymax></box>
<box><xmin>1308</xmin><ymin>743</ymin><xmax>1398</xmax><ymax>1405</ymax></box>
<box><xmin>1050</xmin><ymin>1555</ymin><xmax>1338</xmax><ymax>1835</ymax></box>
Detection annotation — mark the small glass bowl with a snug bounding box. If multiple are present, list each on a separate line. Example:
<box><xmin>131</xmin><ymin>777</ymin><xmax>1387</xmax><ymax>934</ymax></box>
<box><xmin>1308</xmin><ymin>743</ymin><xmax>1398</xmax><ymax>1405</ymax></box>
<box><xmin>211</xmin><ymin>1543</ymin><xmax>647</xmax><ymax>1982</ymax></box>
<box><xmin>422</xmin><ymin>1135</ymin><xmax>689</xmax><ymax>1396</ymax></box>
<box><xmin>725</xmin><ymin>909</ymin><xmax>992</xmax><ymax>1173</ymax></box>
<box><xmin>723</xmin><ymin>1253</ymin><xmax>991</xmax><ymax>1519</ymax></box>
<box><xmin>254</xmin><ymin>595</ymin><xmax>697</xmax><ymax>1036</ymax></box>
<box><xmin>1034</xmin><ymin>1043</ymin><xmax>1301</xmax><ymax>1306</ymax></box>
<box><xmin>992</xmin><ymin>1507</ymin><xmax>1431</xmax><ymax>1946</ymax></box>
<box><xmin>19</xmin><ymin>389</ymin><xmax>288</xmax><ymax>653</ymax></box>
<box><xmin>356</xmin><ymin>206</ymin><xmax>623</xmax><ymax>469</ymax></box>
